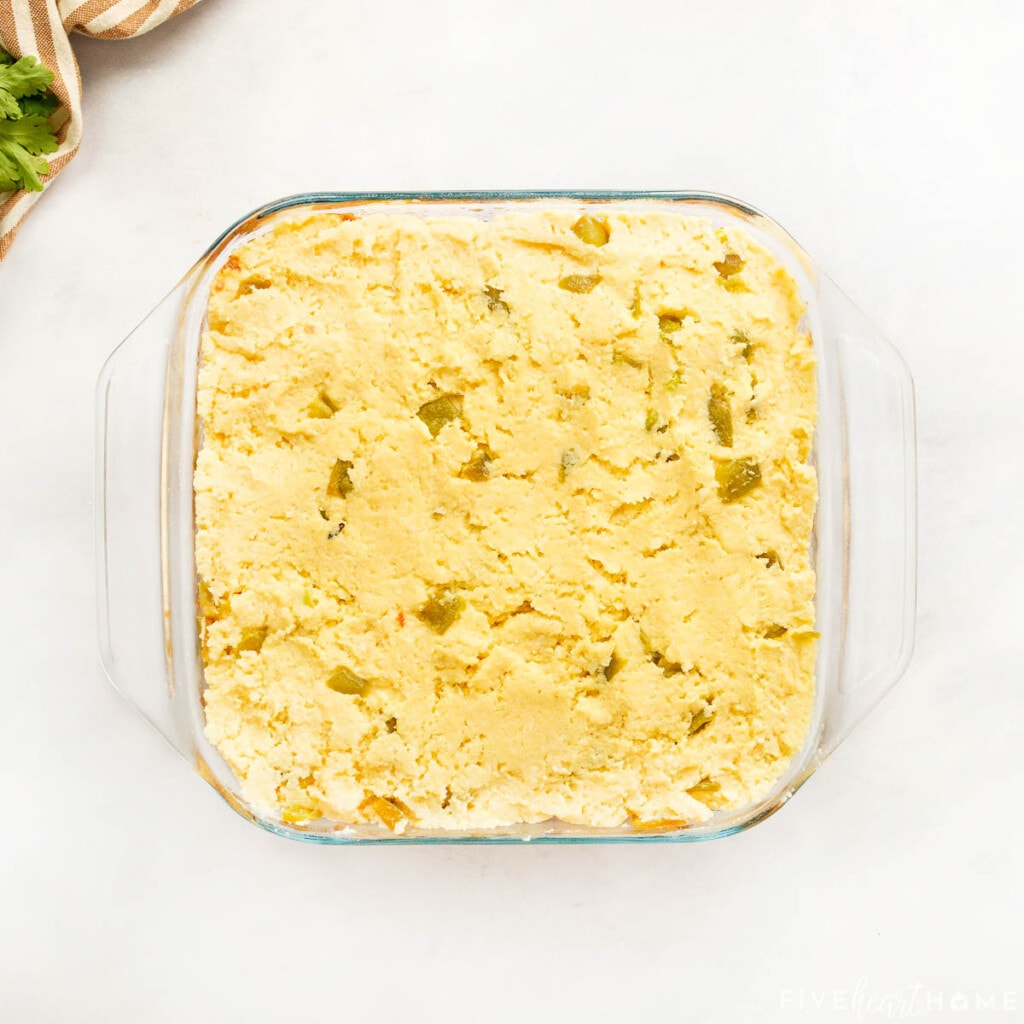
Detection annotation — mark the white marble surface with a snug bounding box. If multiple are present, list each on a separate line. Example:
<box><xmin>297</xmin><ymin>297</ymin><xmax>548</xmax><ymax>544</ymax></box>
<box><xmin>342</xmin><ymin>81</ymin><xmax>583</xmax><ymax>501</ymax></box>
<box><xmin>2</xmin><ymin>1</ymin><xmax>1022</xmax><ymax>1020</ymax></box>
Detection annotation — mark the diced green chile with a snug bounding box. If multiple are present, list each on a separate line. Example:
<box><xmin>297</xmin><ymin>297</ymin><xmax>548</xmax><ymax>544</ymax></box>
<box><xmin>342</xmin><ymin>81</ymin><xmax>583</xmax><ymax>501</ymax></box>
<box><xmin>603</xmin><ymin>651</ymin><xmax>624</xmax><ymax>681</ymax></box>
<box><xmin>713</xmin><ymin>253</ymin><xmax>744</xmax><ymax>277</ymax></box>
<box><xmin>198</xmin><ymin>581</ymin><xmax>221</xmax><ymax>619</ymax></box>
<box><xmin>688</xmin><ymin>706</ymin><xmax>713</xmax><ymax>735</ymax></box>
<box><xmin>417</xmin><ymin>588</ymin><xmax>466</xmax><ymax>635</ymax></box>
<box><xmin>659</xmin><ymin>314</ymin><xmax>683</xmax><ymax>334</ymax></box>
<box><xmin>558</xmin><ymin>449</ymin><xmax>581</xmax><ymax>483</ymax></box>
<box><xmin>732</xmin><ymin>330</ymin><xmax>753</xmax><ymax>361</ymax></box>
<box><xmin>308</xmin><ymin>390</ymin><xmax>338</xmax><ymax>419</ymax></box>
<box><xmin>326</xmin><ymin>665</ymin><xmax>370</xmax><ymax>695</ymax></box>
<box><xmin>688</xmin><ymin>778</ymin><xmax>721</xmax><ymax>803</ymax></box>
<box><xmin>715</xmin><ymin>458</ymin><xmax>762</xmax><ymax>502</ymax></box>
<box><xmin>417</xmin><ymin>394</ymin><xmax>464</xmax><ymax>437</ymax></box>
<box><xmin>612</xmin><ymin>350</ymin><xmax>644</xmax><ymax>369</ymax></box>
<box><xmin>558</xmin><ymin>274</ymin><xmax>601</xmax><ymax>293</ymax></box>
<box><xmin>484</xmin><ymin>285</ymin><xmax>510</xmax><ymax>316</ymax></box>
<box><xmin>571</xmin><ymin>215</ymin><xmax>609</xmax><ymax>246</ymax></box>
<box><xmin>237</xmin><ymin>625</ymin><xmax>268</xmax><ymax>653</ymax></box>
<box><xmin>460</xmin><ymin>446</ymin><xmax>493</xmax><ymax>481</ymax></box>
<box><xmin>654</xmin><ymin>652</ymin><xmax>682</xmax><ymax>676</ymax></box>
<box><xmin>708</xmin><ymin>383</ymin><xmax>733</xmax><ymax>447</ymax></box>
<box><xmin>640</xmin><ymin>630</ymin><xmax>682</xmax><ymax>675</ymax></box>
<box><xmin>327</xmin><ymin>459</ymin><xmax>354</xmax><ymax>497</ymax></box>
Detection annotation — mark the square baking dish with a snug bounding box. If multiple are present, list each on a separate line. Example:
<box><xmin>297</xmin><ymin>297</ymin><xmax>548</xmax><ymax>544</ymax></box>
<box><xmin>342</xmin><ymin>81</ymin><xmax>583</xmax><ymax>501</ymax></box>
<box><xmin>96</xmin><ymin>191</ymin><xmax>916</xmax><ymax>843</ymax></box>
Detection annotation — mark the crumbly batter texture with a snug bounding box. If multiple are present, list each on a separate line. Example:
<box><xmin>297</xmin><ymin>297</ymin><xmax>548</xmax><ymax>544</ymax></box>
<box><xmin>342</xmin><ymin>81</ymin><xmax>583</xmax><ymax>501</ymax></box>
<box><xmin>195</xmin><ymin>208</ymin><xmax>818</xmax><ymax>833</ymax></box>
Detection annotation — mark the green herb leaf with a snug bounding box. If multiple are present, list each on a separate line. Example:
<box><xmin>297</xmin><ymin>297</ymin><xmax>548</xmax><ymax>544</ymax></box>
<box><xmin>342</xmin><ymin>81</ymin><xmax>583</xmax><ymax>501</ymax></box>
<box><xmin>0</xmin><ymin>141</ymin><xmax>50</xmax><ymax>192</ymax></box>
<box><xmin>0</xmin><ymin>90</ymin><xmax>19</xmax><ymax>119</ymax></box>
<box><xmin>18</xmin><ymin>92</ymin><xmax>59</xmax><ymax>118</ymax></box>
<box><xmin>0</xmin><ymin>115</ymin><xmax>59</xmax><ymax>155</ymax></box>
<box><xmin>0</xmin><ymin>54</ymin><xmax>54</xmax><ymax>101</ymax></box>
<box><xmin>0</xmin><ymin>53</ymin><xmax>59</xmax><ymax>193</ymax></box>
<box><xmin>0</xmin><ymin>148</ymin><xmax>20</xmax><ymax>190</ymax></box>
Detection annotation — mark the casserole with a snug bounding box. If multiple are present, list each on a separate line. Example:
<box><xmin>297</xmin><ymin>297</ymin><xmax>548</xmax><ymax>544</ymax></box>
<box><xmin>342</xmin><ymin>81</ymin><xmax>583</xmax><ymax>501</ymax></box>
<box><xmin>96</xmin><ymin>191</ymin><xmax>916</xmax><ymax>843</ymax></box>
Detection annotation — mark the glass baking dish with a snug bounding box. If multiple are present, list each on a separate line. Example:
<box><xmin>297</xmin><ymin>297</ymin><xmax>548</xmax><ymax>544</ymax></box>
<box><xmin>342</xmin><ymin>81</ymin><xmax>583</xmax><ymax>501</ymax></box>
<box><xmin>95</xmin><ymin>191</ymin><xmax>916</xmax><ymax>844</ymax></box>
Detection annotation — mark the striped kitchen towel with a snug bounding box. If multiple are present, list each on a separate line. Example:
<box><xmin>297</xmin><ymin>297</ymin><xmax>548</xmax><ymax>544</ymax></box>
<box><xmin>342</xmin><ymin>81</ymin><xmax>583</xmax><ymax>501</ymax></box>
<box><xmin>0</xmin><ymin>0</ymin><xmax>201</xmax><ymax>260</ymax></box>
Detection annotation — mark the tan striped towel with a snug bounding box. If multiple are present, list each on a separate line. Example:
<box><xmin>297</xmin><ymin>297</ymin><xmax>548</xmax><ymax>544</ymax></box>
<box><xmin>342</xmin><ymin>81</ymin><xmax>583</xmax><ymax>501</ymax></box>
<box><xmin>0</xmin><ymin>0</ymin><xmax>201</xmax><ymax>260</ymax></box>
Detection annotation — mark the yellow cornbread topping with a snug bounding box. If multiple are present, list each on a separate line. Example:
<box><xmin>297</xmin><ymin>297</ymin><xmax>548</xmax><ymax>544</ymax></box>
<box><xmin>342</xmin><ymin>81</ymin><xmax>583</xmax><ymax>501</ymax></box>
<box><xmin>195</xmin><ymin>208</ymin><xmax>818</xmax><ymax>832</ymax></box>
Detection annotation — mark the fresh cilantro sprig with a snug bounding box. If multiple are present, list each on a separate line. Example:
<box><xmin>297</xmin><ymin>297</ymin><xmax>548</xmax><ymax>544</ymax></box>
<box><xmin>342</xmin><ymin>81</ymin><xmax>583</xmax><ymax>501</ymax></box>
<box><xmin>0</xmin><ymin>48</ymin><xmax>60</xmax><ymax>193</ymax></box>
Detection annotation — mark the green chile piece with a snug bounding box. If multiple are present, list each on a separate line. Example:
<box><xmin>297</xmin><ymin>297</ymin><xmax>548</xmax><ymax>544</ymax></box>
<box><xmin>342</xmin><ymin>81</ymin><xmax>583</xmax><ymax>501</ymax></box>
<box><xmin>571</xmin><ymin>215</ymin><xmax>609</xmax><ymax>246</ymax></box>
<box><xmin>237</xmin><ymin>625</ymin><xmax>268</xmax><ymax>653</ymax></box>
<box><xmin>603</xmin><ymin>651</ymin><xmax>624</xmax><ymax>681</ymax></box>
<box><xmin>558</xmin><ymin>449</ymin><xmax>581</xmax><ymax>483</ymax></box>
<box><xmin>417</xmin><ymin>588</ymin><xmax>466</xmax><ymax>635</ymax></box>
<box><xmin>308</xmin><ymin>390</ymin><xmax>338</xmax><ymax>419</ymax></box>
<box><xmin>327</xmin><ymin>459</ymin><xmax>354</xmax><ymax>498</ymax></box>
<box><xmin>417</xmin><ymin>394</ymin><xmax>464</xmax><ymax>437</ymax></box>
<box><xmin>715</xmin><ymin>458</ymin><xmax>761</xmax><ymax>502</ymax></box>
<box><xmin>327</xmin><ymin>665</ymin><xmax>370</xmax><ymax>695</ymax></box>
<box><xmin>484</xmin><ymin>285</ymin><xmax>510</xmax><ymax>316</ymax></box>
<box><xmin>688</xmin><ymin>706</ymin><xmax>713</xmax><ymax>735</ymax></box>
<box><xmin>708</xmin><ymin>383</ymin><xmax>733</xmax><ymax>447</ymax></box>
<box><xmin>558</xmin><ymin>274</ymin><xmax>601</xmax><ymax>294</ymax></box>
<box><xmin>460</xmin><ymin>446</ymin><xmax>493</xmax><ymax>481</ymax></box>
<box><xmin>713</xmin><ymin>253</ymin><xmax>744</xmax><ymax>277</ymax></box>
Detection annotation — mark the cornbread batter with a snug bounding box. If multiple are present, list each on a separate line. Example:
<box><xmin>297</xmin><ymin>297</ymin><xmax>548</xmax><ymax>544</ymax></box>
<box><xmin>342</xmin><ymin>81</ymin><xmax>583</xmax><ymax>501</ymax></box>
<box><xmin>195</xmin><ymin>208</ymin><xmax>818</xmax><ymax>832</ymax></box>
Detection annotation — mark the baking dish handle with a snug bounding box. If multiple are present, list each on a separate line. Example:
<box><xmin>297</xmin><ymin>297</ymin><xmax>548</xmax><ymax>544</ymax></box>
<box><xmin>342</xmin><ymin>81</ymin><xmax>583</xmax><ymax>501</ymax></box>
<box><xmin>819</xmin><ymin>277</ymin><xmax>918</xmax><ymax>753</ymax></box>
<box><xmin>95</xmin><ymin>279</ymin><xmax>197</xmax><ymax>757</ymax></box>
